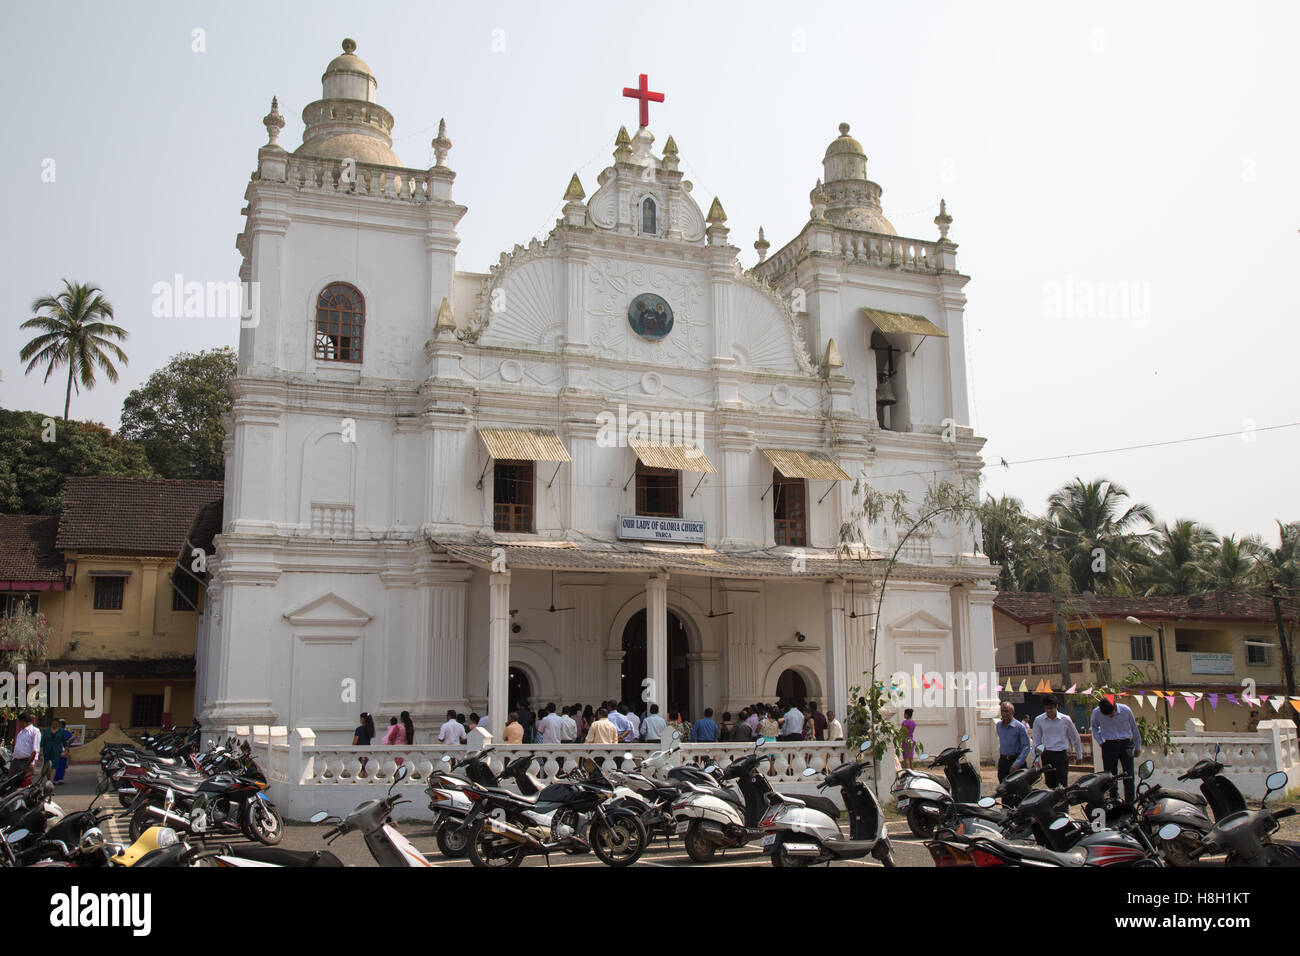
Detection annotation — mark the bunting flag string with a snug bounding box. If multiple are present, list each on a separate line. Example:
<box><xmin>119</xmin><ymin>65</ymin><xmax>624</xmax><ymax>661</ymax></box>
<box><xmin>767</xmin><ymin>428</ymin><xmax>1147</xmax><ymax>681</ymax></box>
<box><xmin>1209</xmin><ymin>694</ymin><xmax>1218</xmax><ymax>710</ymax></box>
<box><xmin>1132</xmin><ymin>695</ymin><xmax>1144</xmax><ymax>708</ymax></box>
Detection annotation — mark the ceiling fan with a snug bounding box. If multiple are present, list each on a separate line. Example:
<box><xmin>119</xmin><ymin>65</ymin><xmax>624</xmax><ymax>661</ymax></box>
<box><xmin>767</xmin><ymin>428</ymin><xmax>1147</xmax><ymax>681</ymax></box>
<box><xmin>530</xmin><ymin>571</ymin><xmax>575</xmax><ymax>613</ymax></box>
<box><xmin>706</xmin><ymin>577</ymin><xmax>734</xmax><ymax>618</ymax></box>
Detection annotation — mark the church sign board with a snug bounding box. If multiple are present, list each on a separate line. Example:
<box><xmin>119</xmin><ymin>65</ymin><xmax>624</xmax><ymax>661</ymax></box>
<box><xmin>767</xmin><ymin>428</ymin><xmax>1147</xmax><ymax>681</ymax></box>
<box><xmin>617</xmin><ymin>515</ymin><xmax>705</xmax><ymax>544</ymax></box>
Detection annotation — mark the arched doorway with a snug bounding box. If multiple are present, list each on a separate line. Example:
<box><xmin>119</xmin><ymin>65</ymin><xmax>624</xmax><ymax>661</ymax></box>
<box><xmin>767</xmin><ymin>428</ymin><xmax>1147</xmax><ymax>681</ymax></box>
<box><xmin>621</xmin><ymin>609</ymin><xmax>690</xmax><ymax>715</ymax></box>
<box><xmin>776</xmin><ymin>668</ymin><xmax>808</xmax><ymax>709</ymax></box>
<box><xmin>508</xmin><ymin>667</ymin><xmax>532</xmax><ymax>712</ymax></box>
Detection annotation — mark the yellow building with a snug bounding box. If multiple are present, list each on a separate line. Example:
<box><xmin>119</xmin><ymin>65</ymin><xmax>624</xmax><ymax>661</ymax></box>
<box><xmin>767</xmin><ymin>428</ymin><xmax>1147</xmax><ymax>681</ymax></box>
<box><xmin>993</xmin><ymin>592</ymin><xmax>1296</xmax><ymax>733</ymax></box>
<box><xmin>1</xmin><ymin>478</ymin><xmax>223</xmax><ymax>740</ymax></box>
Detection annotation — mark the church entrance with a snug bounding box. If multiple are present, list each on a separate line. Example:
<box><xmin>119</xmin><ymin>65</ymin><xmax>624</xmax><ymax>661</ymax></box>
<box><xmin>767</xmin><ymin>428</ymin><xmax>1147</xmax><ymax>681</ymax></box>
<box><xmin>508</xmin><ymin>667</ymin><xmax>532</xmax><ymax>712</ymax></box>
<box><xmin>776</xmin><ymin>668</ymin><xmax>808</xmax><ymax>708</ymax></box>
<box><xmin>620</xmin><ymin>610</ymin><xmax>690</xmax><ymax>716</ymax></box>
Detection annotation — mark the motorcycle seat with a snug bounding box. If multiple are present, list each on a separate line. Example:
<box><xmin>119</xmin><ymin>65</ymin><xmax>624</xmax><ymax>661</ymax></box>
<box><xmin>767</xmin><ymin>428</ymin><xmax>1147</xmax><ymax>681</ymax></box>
<box><xmin>953</xmin><ymin>802</ymin><xmax>1007</xmax><ymax>823</ymax></box>
<box><xmin>1148</xmin><ymin>786</ymin><xmax>1206</xmax><ymax>807</ymax></box>
<box><xmin>220</xmin><ymin>845</ymin><xmax>345</xmax><ymax>867</ymax></box>
<box><xmin>485</xmin><ymin>786</ymin><xmax>539</xmax><ymax>805</ymax></box>
<box><xmin>909</xmin><ymin>771</ymin><xmax>947</xmax><ymax>786</ymax></box>
<box><xmin>789</xmin><ymin>794</ymin><xmax>842</xmax><ymax>820</ymax></box>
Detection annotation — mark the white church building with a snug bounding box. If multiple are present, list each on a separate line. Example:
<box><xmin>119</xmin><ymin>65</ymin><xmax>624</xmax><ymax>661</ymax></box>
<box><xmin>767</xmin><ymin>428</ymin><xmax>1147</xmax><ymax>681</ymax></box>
<box><xmin>196</xmin><ymin>40</ymin><xmax>1001</xmax><ymax>754</ymax></box>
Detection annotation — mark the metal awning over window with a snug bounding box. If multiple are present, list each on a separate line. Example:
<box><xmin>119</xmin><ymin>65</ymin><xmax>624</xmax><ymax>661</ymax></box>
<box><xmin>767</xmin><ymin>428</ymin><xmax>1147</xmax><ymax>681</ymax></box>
<box><xmin>862</xmin><ymin>308</ymin><xmax>948</xmax><ymax>338</ymax></box>
<box><xmin>628</xmin><ymin>439</ymin><xmax>716</xmax><ymax>474</ymax></box>
<box><xmin>478</xmin><ymin>427</ymin><xmax>572</xmax><ymax>462</ymax></box>
<box><xmin>759</xmin><ymin>448</ymin><xmax>851</xmax><ymax>482</ymax></box>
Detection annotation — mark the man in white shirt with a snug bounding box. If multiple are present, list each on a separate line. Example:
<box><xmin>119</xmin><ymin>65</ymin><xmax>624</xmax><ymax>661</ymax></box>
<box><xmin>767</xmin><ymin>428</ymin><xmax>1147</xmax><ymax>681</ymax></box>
<box><xmin>780</xmin><ymin>702</ymin><xmax>805</xmax><ymax>741</ymax></box>
<box><xmin>623</xmin><ymin>703</ymin><xmax>640</xmax><ymax>740</ymax></box>
<box><xmin>537</xmin><ymin>704</ymin><xmax>565</xmax><ymax>744</ymax></box>
<box><xmin>437</xmin><ymin>709</ymin><xmax>466</xmax><ymax>745</ymax></box>
<box><xmin>826</xmin><ymin>710</ymin><xmax>844</xmax><ymax>741</ymax></box>
<box><xmin>11</xmin><ymin>712</ymin><xmax>41</xmax><ymax>776</ymax></box>
<box><xmin>559</xmin><ymin>706</ymin><xmax>577</xmax><ymax>743</ymax></box>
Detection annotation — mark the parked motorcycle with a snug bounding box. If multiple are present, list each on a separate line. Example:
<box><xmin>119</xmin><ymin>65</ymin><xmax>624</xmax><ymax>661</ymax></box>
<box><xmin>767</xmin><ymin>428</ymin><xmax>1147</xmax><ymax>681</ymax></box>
<box><xmin>760</xmin><ymin>740</ymin><xmax>895</xmax><ymax>867</ymax></box>
<box><xmin>458</xmin><ymin>757</ymin><xmax>647</xmax><ymax>867</ymax></box>
<box><xmin>126</xmin><ymin>748</ymin><xmax>283</xmax><ymax>845</ymax></box>
<box><xmin>311</xmin><ymin>764</ymin><xmax>431</xmax><ymax>867</ymax></box>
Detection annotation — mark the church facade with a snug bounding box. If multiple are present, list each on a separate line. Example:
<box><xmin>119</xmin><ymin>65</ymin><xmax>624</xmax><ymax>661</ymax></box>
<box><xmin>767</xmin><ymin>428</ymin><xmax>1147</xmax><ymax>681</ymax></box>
<box><xmin>196</xmin><ymin>40</ymin><xmax>1001</xmax><ymax>752</ymax></box>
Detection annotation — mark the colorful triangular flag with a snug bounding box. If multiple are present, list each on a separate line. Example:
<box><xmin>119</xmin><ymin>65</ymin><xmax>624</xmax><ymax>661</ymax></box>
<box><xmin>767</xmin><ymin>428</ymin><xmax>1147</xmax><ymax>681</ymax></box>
<box><xmin>1226</xmin><ymin>694</ymin><xmax>1239</xmax><ymax>705</ymax></box>
<box><xmin>1291</xmin><ymin>697</ymin><xmax>1300</xmax><ymax>710</ymax></box>
<box><xmin>1148</xmin><ymin>695</ymin><xmax>1161</xmax><ymax>709</ymax></box>
<box><xmin>1018</xmin><ymin>679</ymin><xmax>1028</xmax><ymax>693</ymax></box>
<box><xmin>1105</xmin><ymin>693</ymin><xmax>1115</xmax><ymax>706</ymax></box>
<box><xmin>1005</xmin><ymin>678</ymin><xmax>1014</xmax><ymax>692</ymax></box>
<box><xmin>1259</xmin><ymin>695</ymin><xmax>1271</xmax><ymax>709</ymax></box>
<box><xmin>1132</xmin><ymin>695</ymin><xmax>1143</xmax><ymax>708</ymax></box>
<box><xmin>1066</xmin><ymin>684</ymin><xmax>1077</xmax><ymax>694</ymax></box>
<box><xmin>1182</xmin><ymin>694</ymin><xmax>1196</xmax><ymax>709</ymax></box>
<box><xmin>1083</xmin><ymin>687</ymin><xmax>1095</xmax><ymax>696</ymax></box>
<box><xmin>1208</xmin><ymin>694</ymin><xmax>1218</xmax><ymax>711</ymax></box>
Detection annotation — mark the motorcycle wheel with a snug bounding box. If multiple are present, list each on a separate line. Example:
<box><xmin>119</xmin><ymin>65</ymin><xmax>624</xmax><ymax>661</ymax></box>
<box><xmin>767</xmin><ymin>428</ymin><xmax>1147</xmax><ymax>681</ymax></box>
<box><xmin>906</xmin><ymin>804</ymin><xmax>937</xmax><ymax>840</ymax></box>
<box><xmin>590</xmin><ymin>814</ymin><xmax>647</xmax><ymax>867</ymax></box>
<box><xmin>244</xmin><ymin>801</ymin><xmax>284</xmax><ymax>845</ymax></box>
<box><xmin>770</xmin><ymin>833</ymin><xmax>813</xmax><ymax>868</ymax></box>
<box><xmin>434</xmin><ymin>818</ymin><xmax>470</xmax><ymax>858</ymax></box>
<box><xmin>466</xmin><ymin>819</ymin><xmax>526</xmax><ymax>868</ymax></box>
<box><xmin>683</xmin><ymin>820</ymin><xmax>718</xmax><ymax>864</ymax></box>
<box><xmin>129</xmin><ymin>802</ymin><xmax>157</xmax><ymax>842</ymax></box>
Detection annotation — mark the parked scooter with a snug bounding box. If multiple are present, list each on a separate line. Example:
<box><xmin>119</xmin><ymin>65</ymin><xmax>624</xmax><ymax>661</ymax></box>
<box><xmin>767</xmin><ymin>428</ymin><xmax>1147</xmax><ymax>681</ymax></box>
<box><xmin>1187</xmin><ymin>770</ymin><xmax>1299</xmax><ymax>867</ymax></box>
<box><xmin>760</xmin><ymin>740</ymin><xmax>896</xmax><ymax>867</ymax></box>
<box><xmin>311</xmin><ymin>764</ymin><xmax>432</xmax><ymax>867</ymax></box>
<box><xmin>892</xmin><ymin>733</ymin><xmax>981</xmax><ymax>838</ymax></box>
<box><xmin>426</xmin><ymin>750</ymin><xmax>500</xmax><ymax>858</ymax></box>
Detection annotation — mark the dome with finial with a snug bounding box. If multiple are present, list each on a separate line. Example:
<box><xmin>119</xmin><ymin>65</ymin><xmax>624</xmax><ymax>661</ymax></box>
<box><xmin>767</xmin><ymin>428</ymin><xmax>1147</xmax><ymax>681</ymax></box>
<box><xmin>296</xmin><ymin>38</ymin><xmax>403</xmax><ymax>167</ymax></box>
<box><xmin>814</xmin><ymin>121</ymin><xmax>895</xmax><ymax>235</ymax></box>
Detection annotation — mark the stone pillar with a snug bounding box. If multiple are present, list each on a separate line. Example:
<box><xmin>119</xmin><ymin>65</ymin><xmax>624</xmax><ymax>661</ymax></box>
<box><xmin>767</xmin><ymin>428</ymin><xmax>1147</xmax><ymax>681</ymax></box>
<box><xmin>426</xmin><ymin>419</ymin><xmax>469</xmax><ymax>529</ymax></box>
<box><xmin>488</xmin><ymin>570</ymin><xmax>511</xmax><ymax>740</ymax></box>
<box><xmin>824</xmin><ymin>579</ymin><xmax>848</xmax><ymax>718</ymax></box>
<box><xmin>646</xmin><ymin>573</ymin><xmax>669</xmax><ymax>711</ymax></box>
<box><xmin>425</xmin><ymin>564</ymin><xmax>472</xmax><ymax>714</ymax></box>
<box><xmin>936</xmin><ymin>272</ymin><xmax>972</xmax><ymax>427</ymax></box>
<box><xmin>721</xmin><ymin>579</ymin><xmax>762</xmax><ymax>712</ymax></box>
<box><xmin>560</xmin><ymin>574</ymin><xmax>606</xmax><ymax>699</ymax></box>
<box><xmin>716</xmin><ymin>425</ymin><xmax>758</xmax><ymax>549</ymax></box>
<box><xmin>950</xmin><ymin>584</ymin><xmax>973</xmax><ymax>759</ymax></box>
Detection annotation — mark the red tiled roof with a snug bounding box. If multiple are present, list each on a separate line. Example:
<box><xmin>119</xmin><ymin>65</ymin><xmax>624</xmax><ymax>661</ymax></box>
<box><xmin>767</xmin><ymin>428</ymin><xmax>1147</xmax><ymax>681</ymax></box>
<box><xmin>56</xmin><ymin>477</ymin><xmax>224</xmax><ymax>556</ymax></box>
<box><xmin>0</xmin><ymin>515</ymin><xmax>65</xmax><ymax>583</ymax></box>
<box><xmin>994</xmin><ymin>591</ymin><xmax>1290</xmax><ymax>626</ymax></box>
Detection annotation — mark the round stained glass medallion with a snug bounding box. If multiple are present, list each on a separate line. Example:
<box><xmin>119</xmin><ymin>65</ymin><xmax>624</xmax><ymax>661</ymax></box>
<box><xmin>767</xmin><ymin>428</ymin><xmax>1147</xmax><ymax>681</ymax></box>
<box><xmin>627</xmin><ymin>293</ymin><xmax>673</xmax><ymax>341</ymax></box>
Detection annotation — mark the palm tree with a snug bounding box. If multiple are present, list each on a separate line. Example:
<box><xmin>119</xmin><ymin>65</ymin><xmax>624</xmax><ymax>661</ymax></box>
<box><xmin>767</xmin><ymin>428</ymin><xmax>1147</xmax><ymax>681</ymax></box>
<box><xmin>1045</xmin><ymin>478</ymin><xmax>1154</xmax><ymax>594</ymax></box>
<box><xmin>1254</xmin><ymin>521</ymin><xmax>1299</xmax><ymax>727</ymax></box>
<box><xmin>1202</xmin><ymin>534</ymin><xmax>1260</xmax><ymax>593</ymax></box>
<box><xmin>19</xmin><ymin>280</ymin><xmax>128</xmax><ymax>420</ymax></box>
<box><xmin>1140</xmin><ymin>519</ymin><xmax>1216</xmax><ymax>595</ymax></box>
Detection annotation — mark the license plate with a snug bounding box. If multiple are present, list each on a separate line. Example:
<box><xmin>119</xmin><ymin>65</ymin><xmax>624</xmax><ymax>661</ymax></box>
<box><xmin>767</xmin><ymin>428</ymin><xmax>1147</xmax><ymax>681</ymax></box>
<box><xmin>761</xmin><ymin>833</ymin><xmax>776</xmax><ymax>847</ymax></box>
<box><xmin>675</xmin><ymin>822</ymin><xmax>690</xmax><ymax>834</ymax></box>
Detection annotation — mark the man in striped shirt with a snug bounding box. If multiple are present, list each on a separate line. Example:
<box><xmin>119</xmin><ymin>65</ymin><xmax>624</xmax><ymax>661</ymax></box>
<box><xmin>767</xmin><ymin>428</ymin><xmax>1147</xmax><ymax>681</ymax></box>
<box><xmin>1091</xmin><ymin>697</ymin><xmax>1142</xmax><ymax>802</ymax></box>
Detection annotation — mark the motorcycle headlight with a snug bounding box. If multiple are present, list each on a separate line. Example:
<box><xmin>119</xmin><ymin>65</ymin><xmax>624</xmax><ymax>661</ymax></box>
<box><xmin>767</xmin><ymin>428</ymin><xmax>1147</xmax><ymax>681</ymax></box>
<box><xmin>155</xmin><ymin>827</ymin><xmax>179</xmax><ymax>848</ymax></box>
<box><xmin>79</xmin><ymin>828</ymin><xmax>106</xmax><ymax>853</ymax></box>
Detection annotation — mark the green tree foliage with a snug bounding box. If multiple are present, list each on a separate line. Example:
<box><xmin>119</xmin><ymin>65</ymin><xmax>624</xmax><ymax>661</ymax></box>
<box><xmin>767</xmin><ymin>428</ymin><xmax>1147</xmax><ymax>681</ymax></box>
<box><xmin>1046</xmin><ymin>478</ymin><xmax>1153</xmax><ymax>594</ymax></box>
<box><xmin>0</xmin><ymin>410</ymin><xmax>156</xmax><ymax>515</ymax></box>
<box><xmin>19</xmin><ymin>280</ymin><xmax>128</xmax><ymax>420</ymax></box>
<box><xmin>1140</xmin><ymin>519</ymin><xmax>1217</xmax><ymax>596</ymax></box>
<box><xmin>119</xmin><ymin>348</ymin><xmax>235</xmax><ymax>480</ymax></box>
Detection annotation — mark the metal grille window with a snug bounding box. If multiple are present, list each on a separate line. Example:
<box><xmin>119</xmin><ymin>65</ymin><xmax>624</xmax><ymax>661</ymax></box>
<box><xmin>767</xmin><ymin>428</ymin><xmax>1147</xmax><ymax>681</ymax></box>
<box><xmin>1</xmin><ymin>593</ymin><xmax>38</xmax><ymax>616</ymax></box>
<box><xmin>1130</xmin><ymin>634</ymin><xmax>1154</xmax><ymax>662</ymax></box>
<box><xmin>635</xmin><ymin>462</ymin><xmax>679</xmax><ymax>518</ymax></box>
<box><xmin>493</xmin><ymin>460</ymin><xmax>534</xmax><ymax>532</ymax></box>
<box><xmin>1246</xmin><ymin>641</ymin><xmax>1269</xmax><ymax>666</ymax></box>
<box><xmin>93</xmin><ymin>576</ymin><xmax>125</xmax><ymax>610</ymax></box>
<box><xmin>1015</xmin><ymin>641</ymin><xmax>1034</xmax><ymax>664</ymax></box>
<box><xmin>773</xmin><ymin>472</ymin><xmax>807</xmax><ymax>547</ymax></box>
<box><xmin>130</xmin><ymin>694</ymin><xmax>164</xmax><ymax>728</ymax></box>
<box><xmin>172</xmin><ymin>573</ymin><xmax>200</xmax><ymax>612</ymax></box>
<box><xmin>314</xmin><ymin>282</ymin><xmax>365</xmax><ymax>363</ymax></box>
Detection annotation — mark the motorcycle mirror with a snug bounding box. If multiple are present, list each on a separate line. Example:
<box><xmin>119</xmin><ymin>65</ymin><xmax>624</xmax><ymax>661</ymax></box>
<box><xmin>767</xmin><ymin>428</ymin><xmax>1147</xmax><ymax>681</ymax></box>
<box><xmin>309</xmin><ymin>811</ymin><xmax>329</xmax><ymax>824</ymax></box>
<box><xmin>671</xmin><ymin>730</ymin><xmax>681</xmax><ymax>741</ymax></box>
<box><xmin>1139</xmin><ymin>760</ymin><xmax>1154</xmax><ymax>780</ymax></box>
<box><xmin>978</xmin><ymin>797</ymin><xmax>996</xmax><ymax>809</ymax></box>
<box><xmin>165</xmin><ymin>787</ymin><xmax>175</xmax><ymax>806</ymax></box>
<box><xmin>392</xmin><ymin>764</ymin><xmax>410</xmax><ymax>786</ymax></box>
<box><xmin>1157</xmin><ymin>823</ymin><xmax>1182</xmax><ymax>841</ymax></box>
<box><xmin>6</xmin><ymin>828</ymin><xmax>29</xmax><ymax>844</ymax></box>
<box><xmin>755</xmin><ymin>740</ymin><xmax>766</xmax><ymax>750</ymax></box>
<box><xmin>802</xmin><ymin>767</ymin><xmax>818</xmax><ymax>777</ymax></box>
<box><xmin>916</xmin><ymin>753</ymin><xmax>930</xmax><ymax>761</ymax></box>
<box><xmin>440</xmin><ymin>754</ymin><xmax>452</xmax><ymax>764</ymax></box>
<box><xmin>1048</xmin><ymin>817</ymin><xmax>1071</xmax><ymax>831</ymax></box>
<box><xmin>960</xmin><ymin>734</ymin><xmax>970</xmax><ymax>743</ymax></box>
<box><xmin>859</xmin><ymin>741</ymin><xmax>871</xmax><ymax>753</ymax></box>
<box><xmin>1264</xmin><ymin>770</ymin><xmax>1288</xmax><ymax>800</ymax></box>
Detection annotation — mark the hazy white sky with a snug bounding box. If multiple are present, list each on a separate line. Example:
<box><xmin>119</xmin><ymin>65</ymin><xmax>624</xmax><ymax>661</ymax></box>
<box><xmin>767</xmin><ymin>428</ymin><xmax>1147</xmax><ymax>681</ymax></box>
<box><xmin>3</xmin><ymin>1</ymin><xmax>1296</xmax><ymax>541</ymax></box>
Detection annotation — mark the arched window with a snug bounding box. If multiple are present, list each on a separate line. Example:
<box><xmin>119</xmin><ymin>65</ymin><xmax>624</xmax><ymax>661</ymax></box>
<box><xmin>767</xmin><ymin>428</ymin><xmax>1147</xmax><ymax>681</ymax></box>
<box><xmin>315</xmin><ymin>283</ymin><xmax>364</xmax><ymax>363</ymax></box>
<box><xmin>641</xmin><ymin>197</ymin><xmax>657</xmax><ymax>235</ymax></box>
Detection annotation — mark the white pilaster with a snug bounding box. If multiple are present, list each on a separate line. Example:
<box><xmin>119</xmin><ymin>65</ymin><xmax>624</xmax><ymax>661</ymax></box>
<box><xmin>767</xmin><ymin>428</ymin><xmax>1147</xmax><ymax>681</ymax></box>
<box><xmin>646</xmin><ymin>573</ymin><xmax>669</xmax><ymax>710</ymax></box>
<box><xmin>824</xmin><ymin>578</ymin><xmax>848</xmax><ymax>717</ymax></box>
<box><xmin>488</xmin><ymin>570</ymin><xmax>511</xmax><ymax>740</ymax></box>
